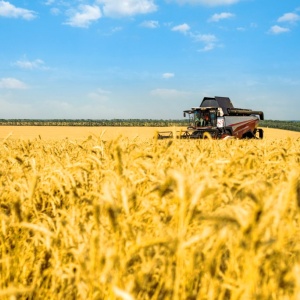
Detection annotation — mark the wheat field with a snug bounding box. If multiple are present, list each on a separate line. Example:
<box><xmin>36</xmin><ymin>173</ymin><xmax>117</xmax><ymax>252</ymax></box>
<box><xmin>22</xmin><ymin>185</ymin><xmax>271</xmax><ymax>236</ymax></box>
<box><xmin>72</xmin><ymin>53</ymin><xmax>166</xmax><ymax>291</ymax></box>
<box><xmin>1</xmin><ymin>127</ymin><xmax>300</xmax><ymax>299</ymax></box>
<box><xmin>1</xmin><ymin>126</ymin><xmax>300</xmax><ymax>141</ymax></box>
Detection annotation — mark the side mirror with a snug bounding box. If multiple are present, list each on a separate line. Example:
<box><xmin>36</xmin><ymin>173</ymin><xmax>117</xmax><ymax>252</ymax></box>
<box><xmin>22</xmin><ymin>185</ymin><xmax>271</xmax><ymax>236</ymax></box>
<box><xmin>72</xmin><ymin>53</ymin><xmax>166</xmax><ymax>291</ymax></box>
<box><xmin>183</xmin><ymin>112</ymin><xmax>186</xmax><ymax>117</ymax></box>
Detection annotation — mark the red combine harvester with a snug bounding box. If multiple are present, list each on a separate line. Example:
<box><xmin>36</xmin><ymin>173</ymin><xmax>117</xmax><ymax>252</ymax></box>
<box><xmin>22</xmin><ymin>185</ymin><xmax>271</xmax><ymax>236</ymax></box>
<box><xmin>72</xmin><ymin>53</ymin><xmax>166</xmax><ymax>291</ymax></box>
<box><xmin>158</xmin><ymin>96</ymin><xmax>264</xmax><ymax>139</ymax></box>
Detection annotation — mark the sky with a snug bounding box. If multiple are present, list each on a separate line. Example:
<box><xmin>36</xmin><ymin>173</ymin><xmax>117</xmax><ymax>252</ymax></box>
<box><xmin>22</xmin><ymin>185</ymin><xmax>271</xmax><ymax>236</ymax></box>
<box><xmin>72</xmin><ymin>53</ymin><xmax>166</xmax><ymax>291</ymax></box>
<box><xmin>0</xmin><ymin>0</ymin><xmax>299</xmax><ymax>120</ymax></box>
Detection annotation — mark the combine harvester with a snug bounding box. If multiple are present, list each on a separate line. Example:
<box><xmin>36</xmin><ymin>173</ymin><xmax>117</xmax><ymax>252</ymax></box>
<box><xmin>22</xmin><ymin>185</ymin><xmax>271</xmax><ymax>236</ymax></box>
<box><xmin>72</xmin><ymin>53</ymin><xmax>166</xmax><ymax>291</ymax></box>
<box><xmin>158</xmin><ymin>96</ymin><xmax>264</xmax><ymax>139</ymax></box>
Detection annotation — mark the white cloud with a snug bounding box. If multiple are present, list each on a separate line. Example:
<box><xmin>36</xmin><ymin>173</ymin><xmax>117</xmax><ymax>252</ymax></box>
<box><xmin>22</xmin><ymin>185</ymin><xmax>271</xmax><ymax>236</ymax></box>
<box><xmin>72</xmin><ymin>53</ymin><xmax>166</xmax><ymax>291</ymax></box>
<box><xmin>208</xmin><ymin>12</ymin><xmax>235</xmax><ymax>22</ymax></box>
<box><xmin>111</xmin><ymin>26</ymin><xmax>122</xmax><ymax>33</ymax></box>
<box><xmin>14</xmin><ymin>58</ymin><xmax>47</xmax><ymax>70</ymax></box>
<box><xmin>140</xmin><ymin>20</ymin><xmax>159</xmax><ymax>28</ymax></box>
<box><xmin>193</xmin><ymin>33</ymin><xmax>217</xmax><ymax>43</ymax></box>
<box><xmin>171</xmin><ymin>23</ymin><xmax>218</xmax><ymax>51</ymax></box>
<box><xmin>199</xmin><ymin>44</ymin><xmax>215</xmax><ymax>52</ymax></box>
<box><xmin>269</xmin><ymin>25</ymin><xmax>290</xmax><ymax>35</ymax></box>
<box><xmin>65</xmin><ymin>4</ymin><xmax>101</xmax><ymax>28</ymax></box>
<box><xmin>0</xmin><ymin>78</ymin><xmax>28</xmax><ymax>89</ymax></box>
<box><xmin>277</xmin><ymin>12</ymin><xmax>300</xmax><ymax>23</ymax></box>
<box><xmin>191</xmin><ymin>33</ymin><xmax>218</xmax><ymax>51</ymax></box>
<box><xmin>171</xmin><ymin>23</ymin><xmax>190</xmax><ymax>33</ymax></box>
<box><xmin>168</xmin><ymin>0</ymin><xmax>240</xmax><ymax>6</ymax></box>
<box><xmin>87</xmin><ymin>88</ymin><xmax>111</xmax><ymax>102</ymax></box>
<box><xmin>44</xmin><ymin>0</ymin><xmax>55</xmax><ymax>5</ymax></box>
<box><xmin>0</xmin><ymin>1</ymin><xmax>36</xmax><ymax>20</ymax></box>
<box><xmin>97</xmin><ymin>0</ymin><xmax>157</xmax><ymax>17</ymax></box>
<box><xmin>162</xmin><ymin>73</ymin><xmax>175</xmax><ymax>79</ymax></box>
<box><xmin>50</xmin><ymin>7</ymin><xmax>61</xmax><ymax>16</ymax></box>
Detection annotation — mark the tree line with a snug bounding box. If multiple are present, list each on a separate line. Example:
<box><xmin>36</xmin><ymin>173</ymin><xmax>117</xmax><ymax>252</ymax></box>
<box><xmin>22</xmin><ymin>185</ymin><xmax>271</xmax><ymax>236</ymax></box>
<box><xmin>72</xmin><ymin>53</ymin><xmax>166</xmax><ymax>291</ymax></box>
<box><xmin>259</xmin><ymin>120</ymin><xmax>300</xmax><ymax>132</ymax></box>
<box><xmin>0</xmin><ymin>119</ymin><xmax>188</xmax><ymax>127</ymax></box>
<box><xmin>0</xmin><ymin>119</ymin><xmax>299</xmax><ymax>132</ymax></box>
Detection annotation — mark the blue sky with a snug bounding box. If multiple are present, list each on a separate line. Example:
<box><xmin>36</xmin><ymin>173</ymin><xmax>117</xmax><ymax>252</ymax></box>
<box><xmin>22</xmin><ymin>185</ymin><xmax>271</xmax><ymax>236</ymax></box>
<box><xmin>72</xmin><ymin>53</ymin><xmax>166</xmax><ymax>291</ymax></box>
<box><xmin>0</xmin><ymin>0</ymin><xmax>299</xmax><ymax>120</ymax></box>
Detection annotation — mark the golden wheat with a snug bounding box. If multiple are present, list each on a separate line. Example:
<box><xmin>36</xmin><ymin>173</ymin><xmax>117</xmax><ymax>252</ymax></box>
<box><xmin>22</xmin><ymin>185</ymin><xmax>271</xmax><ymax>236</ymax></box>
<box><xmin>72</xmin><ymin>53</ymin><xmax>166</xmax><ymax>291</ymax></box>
<box><xmin>0</xmin><ymin>132</ymin><xmax>300</xmax><ymax>299</ymax></box>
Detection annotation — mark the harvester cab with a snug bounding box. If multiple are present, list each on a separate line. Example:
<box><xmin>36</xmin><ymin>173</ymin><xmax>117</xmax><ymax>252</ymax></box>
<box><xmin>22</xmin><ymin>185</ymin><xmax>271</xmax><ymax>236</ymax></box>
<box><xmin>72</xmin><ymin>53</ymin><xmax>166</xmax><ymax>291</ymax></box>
<box><xmin>184</xmin><ymin>107</ymin><xmax>219</xmax><ymax>128</ymax></box>
<box><xmin>157</xmin><ymin>96</ymin><xmax>264</xmax><ymax>140</ymax></box>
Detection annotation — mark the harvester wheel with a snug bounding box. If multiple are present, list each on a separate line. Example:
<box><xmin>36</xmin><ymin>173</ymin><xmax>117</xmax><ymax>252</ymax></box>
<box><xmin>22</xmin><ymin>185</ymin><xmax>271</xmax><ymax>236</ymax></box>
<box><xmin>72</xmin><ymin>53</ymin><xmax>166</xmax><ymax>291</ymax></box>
<box><xmin>222</xmin><ymin>130</ymin><xmax>233</xmax><ymax>139</ymax></box>
<box><xmin>223</xmin><ymin>135</ymin><xmax>235</xmax><ymax>140</ymax></box>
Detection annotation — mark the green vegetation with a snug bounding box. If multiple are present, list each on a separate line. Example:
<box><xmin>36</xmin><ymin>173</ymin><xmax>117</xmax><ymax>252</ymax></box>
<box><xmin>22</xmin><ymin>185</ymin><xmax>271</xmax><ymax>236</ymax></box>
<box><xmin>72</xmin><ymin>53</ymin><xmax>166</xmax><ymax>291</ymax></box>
<box><xmin>0</xmin><ymin>119</ymin><xmax>300</xmax><ymax>132</ymax></box>
<box><xmin>0</xmin><ymin>119</ymin><xmax>188</xmax><ymax>127</ymax></box>
<box><xmin>259</xmin><ymin>120</ymin><xmax>300</xmax><ymax>132</ymax></box>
